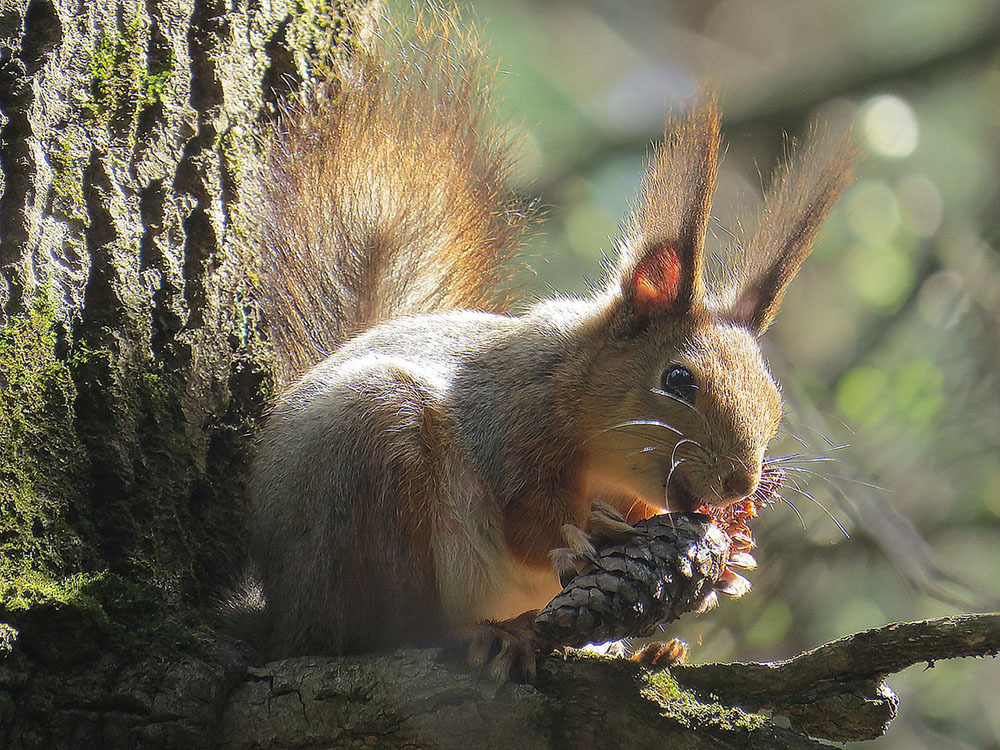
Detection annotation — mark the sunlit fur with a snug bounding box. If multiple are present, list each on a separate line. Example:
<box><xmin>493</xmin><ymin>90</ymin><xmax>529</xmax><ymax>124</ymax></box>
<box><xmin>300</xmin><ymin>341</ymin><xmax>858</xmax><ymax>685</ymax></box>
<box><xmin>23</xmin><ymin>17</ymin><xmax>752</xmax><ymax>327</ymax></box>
<box><xmin>577</xmin><ymin>305</ymin><xmax>783</xmax><ymax>514</ymax></box>
<box><xmin>246</xmin><ymin>11</ymin><xmax>853</xmax><ymax>660</ymax></box>
<box><xmin>256</xmin><ymin>9</ymin><xmax>529</xmax><ymax>384</ymax></box>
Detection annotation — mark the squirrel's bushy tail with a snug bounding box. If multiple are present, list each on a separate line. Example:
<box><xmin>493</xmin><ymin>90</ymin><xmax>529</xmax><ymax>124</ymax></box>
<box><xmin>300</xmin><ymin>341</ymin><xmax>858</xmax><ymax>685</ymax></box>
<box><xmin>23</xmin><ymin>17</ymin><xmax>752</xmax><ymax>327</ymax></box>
<box><xmin>258</xmin><ymin>9</ymin><xmax>529</xmax><ymax>383</ymax></box>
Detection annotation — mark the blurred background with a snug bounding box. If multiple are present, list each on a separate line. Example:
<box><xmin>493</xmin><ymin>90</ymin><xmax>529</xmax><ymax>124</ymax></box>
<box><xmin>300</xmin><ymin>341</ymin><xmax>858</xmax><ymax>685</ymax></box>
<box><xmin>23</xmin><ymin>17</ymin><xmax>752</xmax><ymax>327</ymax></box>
<box><xmin>403</xmin><ymin>0</ymin><xmax>1000</xmax><ymax>746</ymax></box>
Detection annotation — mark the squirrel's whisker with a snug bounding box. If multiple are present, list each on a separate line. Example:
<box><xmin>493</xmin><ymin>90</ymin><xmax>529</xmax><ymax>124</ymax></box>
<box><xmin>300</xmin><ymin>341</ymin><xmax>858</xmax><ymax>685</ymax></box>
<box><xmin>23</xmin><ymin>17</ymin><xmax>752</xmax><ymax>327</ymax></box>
<box><xmin>765</xmin><ymin>454</ymin><xmax>838</xmax><ymax>465</ymax></box>
<box><xmin>610</xmin><ymin>418</ymin><xmax>685</xmax><ymax>435</ymax></box>
<box><xmin>583</xmin><ymin>418</ymin><xmax>684</xmax><ymax>446</ymax></box>
<box><xmin>780</xmin><ymin>464</ymin><xmax>891</xmax><ymax>495</ymax></box>
<box><xmin>650</xmin><ymin>388</ymin><xmax>718</xmax><ymax>445</ymax></box>
<box><xmin>605</xmin><ymin>429</ymin><xmax>683</xmax><ymax>450</ymax></box>
<box><xmin>625</xmin><ymin>497</ymin><xmax>645</xmax><ymax>520</ymax></box>
<box><xmin>775</xmin><ymin>430</ymin><xmax>812</xmax><ymax>453</ymax></box>
<box><xmin>664</xmin><ymin>458</ymin><xmax>688</xmax><ymax>502</ymax></box>
<box><xmin>719</xmin><ymin>451</ymin><xmax>755</xmax><ymax>478</ymax></box>
<box><xmin>783</xmin><ymin>475</ymin><xmax>850</xmax><ymax>538</ymax></box>
<box><xmin>779</xmin><ymin>494</ymin><xmax>808</xmax><ymax>530</ymax></box>
<box><xmin>624</xmin><ymin>446</ymin><xmax>664</xmax><ymax>459</ymax></box>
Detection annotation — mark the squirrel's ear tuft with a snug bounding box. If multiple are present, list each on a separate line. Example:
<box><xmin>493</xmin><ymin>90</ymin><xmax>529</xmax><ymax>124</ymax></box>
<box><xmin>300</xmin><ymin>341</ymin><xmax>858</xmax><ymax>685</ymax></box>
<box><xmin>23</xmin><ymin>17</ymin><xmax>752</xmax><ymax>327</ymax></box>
<box><xmin>719</xmin><ymin>131</ymin><xmax>855</xmax><ymax>335</ymax></box>
<box><xmin>614</xmin><ymin>96</ymin><xmax>720</xmax><ymax>321</ymax></box>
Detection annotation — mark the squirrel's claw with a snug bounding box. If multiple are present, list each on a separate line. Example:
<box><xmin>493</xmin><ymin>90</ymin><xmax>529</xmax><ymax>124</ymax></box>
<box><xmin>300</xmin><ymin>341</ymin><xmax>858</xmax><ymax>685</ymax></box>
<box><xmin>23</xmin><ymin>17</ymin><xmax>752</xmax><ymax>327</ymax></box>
<box><xmin>588</xmin><ymin>501</ymin><xmax>636</xmax><ymax>544</ymax></box>
<box><xmin>551</xmin><ymin>522</ymin><xmax>598</xmax><ymax>586</ymax></box>
<box><xmin>462</xmin><ymin>610</ymin><xmax>538</xmax><ymax>683</ymax></box>
<box><xmin>559</xmin><ymin>523</ymin><xmax>599</xmax><ymax>564</ymax></box>
<box><xmin>552</xmin><ymin>502</ymin><xmax>639</xmax><ymax>585</ymax></box>
<box><xmin>549</xmin><ymin>547</ymin><xmax>582</xmax><ymax>588</ymax></box>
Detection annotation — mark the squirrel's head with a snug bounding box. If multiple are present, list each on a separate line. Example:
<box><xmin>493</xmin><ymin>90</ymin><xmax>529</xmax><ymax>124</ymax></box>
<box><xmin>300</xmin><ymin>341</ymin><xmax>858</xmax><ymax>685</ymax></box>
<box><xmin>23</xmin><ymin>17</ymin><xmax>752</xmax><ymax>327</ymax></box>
<box><xmin>576</xmin><ymin>97</ymin><xmax>852</xmax><ymax>514</ymax></box>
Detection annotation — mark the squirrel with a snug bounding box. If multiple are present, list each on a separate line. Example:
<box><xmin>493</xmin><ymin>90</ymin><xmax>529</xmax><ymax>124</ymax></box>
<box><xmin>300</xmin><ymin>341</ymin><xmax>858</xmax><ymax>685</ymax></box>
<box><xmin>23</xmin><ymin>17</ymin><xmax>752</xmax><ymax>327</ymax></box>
<box><xmin>240</xmin><ymin>8</ymin><xmax>853</xmax><ymax>681</ymax></box>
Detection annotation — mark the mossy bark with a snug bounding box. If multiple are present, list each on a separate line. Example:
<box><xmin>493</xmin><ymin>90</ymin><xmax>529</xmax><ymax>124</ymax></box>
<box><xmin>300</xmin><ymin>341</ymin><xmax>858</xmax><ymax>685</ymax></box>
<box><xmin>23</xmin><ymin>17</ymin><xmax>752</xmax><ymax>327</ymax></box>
<box><xmin>0</xmin><ymin>0</ymin><xmax>368</xmax><ymax>746</ymax></box>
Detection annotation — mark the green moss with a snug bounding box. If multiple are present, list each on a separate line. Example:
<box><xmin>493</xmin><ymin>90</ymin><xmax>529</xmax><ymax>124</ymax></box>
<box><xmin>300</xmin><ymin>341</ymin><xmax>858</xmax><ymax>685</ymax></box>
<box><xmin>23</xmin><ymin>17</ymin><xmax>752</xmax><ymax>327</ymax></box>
<box><xmin>286</xmin><ymin>0</ymin><xmax>347</xmax><ymax>82</ymax></box>
<box><xmin>644</xmin><ymin>669</ymin><xmax>769</xmax><ymax>732</ymax></box>
<box><xmin>48</xmin><ymin>131</ymin><xmax>89</xmax><ymax>223</ymax></box>
<box><xmin>0</xmin><ymin>298</ymin><xmax>93</xmax><ymax>648</ymax></box>
<box><xmin>0</xmin><ymin>296</ymin><xmax>245</xmax><ymax>657</ymax></box>
<box><xmin>88</xmin><ymin>9</ymin><xmax>174</xmax><ymax>136</ymax></box>
<box><xmin>69</xmin><ymin>340</ymin><xmax>199</xmax><ymax>595</ymax></box>
<box><xmin>0</xmin><ymin>623</ymin><xmax>16</xmax><ymax>654</ymax></box>
<box><xmin>0</xmin><ymin>297</ymin><xmax>90</xmax><ymax>574</ymax></box>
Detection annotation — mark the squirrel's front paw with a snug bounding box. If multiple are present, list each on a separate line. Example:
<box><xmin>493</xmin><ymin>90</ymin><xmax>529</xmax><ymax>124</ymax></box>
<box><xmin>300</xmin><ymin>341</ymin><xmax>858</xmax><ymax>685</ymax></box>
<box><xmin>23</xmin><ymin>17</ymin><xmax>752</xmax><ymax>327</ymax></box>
<box><xmin>461</xmin><ymin>609</ymin><xmax>539</xmax><ymax>683</ymax></box>
<box><xmin>549</xmin><ymin>500</ymin><xmax>636</xmax><ymax>586</ymax></box>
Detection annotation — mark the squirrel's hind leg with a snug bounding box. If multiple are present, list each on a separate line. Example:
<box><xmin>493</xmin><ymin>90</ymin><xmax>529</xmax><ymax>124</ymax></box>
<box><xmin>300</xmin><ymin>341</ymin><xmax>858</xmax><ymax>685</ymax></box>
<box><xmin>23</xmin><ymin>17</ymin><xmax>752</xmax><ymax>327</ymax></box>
<box><xmin>452</xmin><ymin>609</ymin><xmax>539</xmax><ymax>683</ymax></box>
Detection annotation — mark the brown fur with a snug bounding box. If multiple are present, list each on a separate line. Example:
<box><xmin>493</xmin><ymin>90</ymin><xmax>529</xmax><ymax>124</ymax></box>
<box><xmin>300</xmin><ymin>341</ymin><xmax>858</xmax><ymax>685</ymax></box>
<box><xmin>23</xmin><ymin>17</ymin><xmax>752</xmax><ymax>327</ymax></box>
<box><xmin>619</xmin><ymin>96</ymin><xmax>721</xmax><ymax>309</ymax></box>
<box><xmin>719</xmin><ymin>132</ymin><xmax>855</xmax><ymax>332</ymax></box>
<box><xmin>256</xmin><ymin>9</ymin><xmax>530</xmax><ymax>384</ymax></box>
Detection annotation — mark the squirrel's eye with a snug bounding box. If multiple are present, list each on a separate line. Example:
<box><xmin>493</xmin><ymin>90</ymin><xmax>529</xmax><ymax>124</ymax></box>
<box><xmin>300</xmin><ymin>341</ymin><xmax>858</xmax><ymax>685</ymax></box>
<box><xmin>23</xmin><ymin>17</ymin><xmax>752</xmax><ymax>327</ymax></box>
<box><xmin>660</xmin><ymin>365</ymin><xmax>698</xmax><ymax>404</ymax></box>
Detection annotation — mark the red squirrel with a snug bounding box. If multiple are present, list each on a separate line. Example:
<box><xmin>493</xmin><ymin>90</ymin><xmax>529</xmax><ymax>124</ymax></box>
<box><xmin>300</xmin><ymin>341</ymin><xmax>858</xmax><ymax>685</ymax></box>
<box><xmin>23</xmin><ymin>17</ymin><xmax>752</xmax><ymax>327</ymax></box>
<box><xmin>242</xmin><ymin>9</ymin><xmax>852</xmax><ymax>680</ymax></box>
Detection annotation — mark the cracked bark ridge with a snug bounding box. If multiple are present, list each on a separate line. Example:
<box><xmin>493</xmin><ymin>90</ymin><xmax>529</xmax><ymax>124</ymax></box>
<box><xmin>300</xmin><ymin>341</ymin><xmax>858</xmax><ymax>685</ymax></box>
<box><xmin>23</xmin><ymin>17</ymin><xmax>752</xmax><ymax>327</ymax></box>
<box><xmin>0</xmin><ymin>1</ymin><xmax>369</xmax><ymax>748</ymax></box>
<box><xmin>0</xmin><ymin>641</ymin><xmax>247</xmax><ymax>749</ymax></box>
<box><xmin>533</xmin><ymin>513</ymin><xmax>729</xmax><ymax>648</ymax></box>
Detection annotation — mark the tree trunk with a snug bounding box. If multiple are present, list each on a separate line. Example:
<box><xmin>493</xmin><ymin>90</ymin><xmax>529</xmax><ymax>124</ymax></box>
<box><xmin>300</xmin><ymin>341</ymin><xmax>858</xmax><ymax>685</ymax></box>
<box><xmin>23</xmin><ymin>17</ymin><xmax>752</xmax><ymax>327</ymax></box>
<box><xmin>0</xmin><ymin>0</ymin><xmax>364</xmax><ymax>745</ymax></box>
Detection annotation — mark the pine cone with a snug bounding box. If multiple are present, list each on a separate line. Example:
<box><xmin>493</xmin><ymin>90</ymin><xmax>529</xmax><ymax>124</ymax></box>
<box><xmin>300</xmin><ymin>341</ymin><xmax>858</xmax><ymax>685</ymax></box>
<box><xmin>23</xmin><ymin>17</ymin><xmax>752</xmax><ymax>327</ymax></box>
<box><xmin>532</xmin><ymin>513</ymin><xmax>730</xmax><ymax>648</ymax></box>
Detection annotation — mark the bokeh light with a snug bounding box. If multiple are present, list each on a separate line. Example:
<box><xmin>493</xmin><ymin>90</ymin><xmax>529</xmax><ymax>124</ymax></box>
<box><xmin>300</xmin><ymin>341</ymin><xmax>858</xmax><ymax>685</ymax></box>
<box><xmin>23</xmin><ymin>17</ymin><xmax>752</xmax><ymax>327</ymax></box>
<box><xmin>861</xmin><ymin>94</ymin><xmax>920</xmax><ymax>159</ymax></box>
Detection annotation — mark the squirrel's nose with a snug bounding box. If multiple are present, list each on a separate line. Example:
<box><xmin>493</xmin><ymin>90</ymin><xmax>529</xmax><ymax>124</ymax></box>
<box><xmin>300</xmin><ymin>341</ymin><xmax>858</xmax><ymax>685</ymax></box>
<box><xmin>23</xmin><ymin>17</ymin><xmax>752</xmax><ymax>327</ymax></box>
<box><xmin>720</xmin><ymin>471</ymin><xmax>755</xmax><ymax>503</ymax></box>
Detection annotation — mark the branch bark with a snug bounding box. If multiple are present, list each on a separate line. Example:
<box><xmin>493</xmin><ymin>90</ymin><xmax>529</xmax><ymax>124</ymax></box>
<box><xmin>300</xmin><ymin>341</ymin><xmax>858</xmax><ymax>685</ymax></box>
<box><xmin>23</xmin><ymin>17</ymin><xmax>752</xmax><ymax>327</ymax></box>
<box><xmin>219</xmin><ymin>649</ymin><xmax>825</xmax><ymax>750</ymax></box>
<box><xmin>672</xmin><ymin>613</ymin><xmax>1000</xmax><ymax>742</ymax></box>
<box><xmin>217</xmin><ymin>613</ymin><xmax>1000</xmax><ymax>750</ymax></box>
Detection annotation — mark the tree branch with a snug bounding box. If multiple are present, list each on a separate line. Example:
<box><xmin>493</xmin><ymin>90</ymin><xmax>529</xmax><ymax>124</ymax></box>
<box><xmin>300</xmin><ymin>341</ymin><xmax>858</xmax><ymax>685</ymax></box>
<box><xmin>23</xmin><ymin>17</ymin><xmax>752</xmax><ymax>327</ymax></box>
<box><xmin>219</xmin><ymin>613</ymin><xmax>1000</xmax><ymax>749</ymax></box>
<box><xmin>672</xmin><ymin>613</ymin><xmax>1000</xmax><ymax>742</ymax></box>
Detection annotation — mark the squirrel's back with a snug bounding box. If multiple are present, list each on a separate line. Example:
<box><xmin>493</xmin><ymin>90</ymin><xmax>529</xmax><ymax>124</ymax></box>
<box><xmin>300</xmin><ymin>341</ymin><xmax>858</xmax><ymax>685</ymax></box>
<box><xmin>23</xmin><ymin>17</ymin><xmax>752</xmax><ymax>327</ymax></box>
<box><xmin>257</xmin><ymin>10</ymin><xmax>530</xmax><ymax>384</ymax></box>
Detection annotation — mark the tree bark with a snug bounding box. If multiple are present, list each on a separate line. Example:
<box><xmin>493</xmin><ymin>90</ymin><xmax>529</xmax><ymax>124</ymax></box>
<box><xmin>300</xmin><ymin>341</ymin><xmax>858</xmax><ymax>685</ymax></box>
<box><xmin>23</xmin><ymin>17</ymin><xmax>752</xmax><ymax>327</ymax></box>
<box><xmin>217</xmin><ymin>614</ymin><xmax>1000</xmax><ymax>750</ymax></box>
<box><xmin>0</xmin><ymin>0</ymin><xmax>366</xmax><ymax>746</ymax></box>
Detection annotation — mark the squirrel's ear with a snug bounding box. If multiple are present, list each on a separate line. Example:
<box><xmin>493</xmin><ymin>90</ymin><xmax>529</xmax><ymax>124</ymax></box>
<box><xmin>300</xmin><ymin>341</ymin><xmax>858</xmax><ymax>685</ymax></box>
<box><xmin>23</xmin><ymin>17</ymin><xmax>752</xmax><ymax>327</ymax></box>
<box><xmin>617</xmin><ymin>97</ymin><xmax>720</xmax><ymax>319</ymax></box>
<box><xmin>622</xmin><ymin>241</ymin><xmax>687</xmax><ymax>316</ymax></box>
<box><xmin>721</xmin><ymin>132</ymin><xmax>854</xmax><ymax>334</ymax></box>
